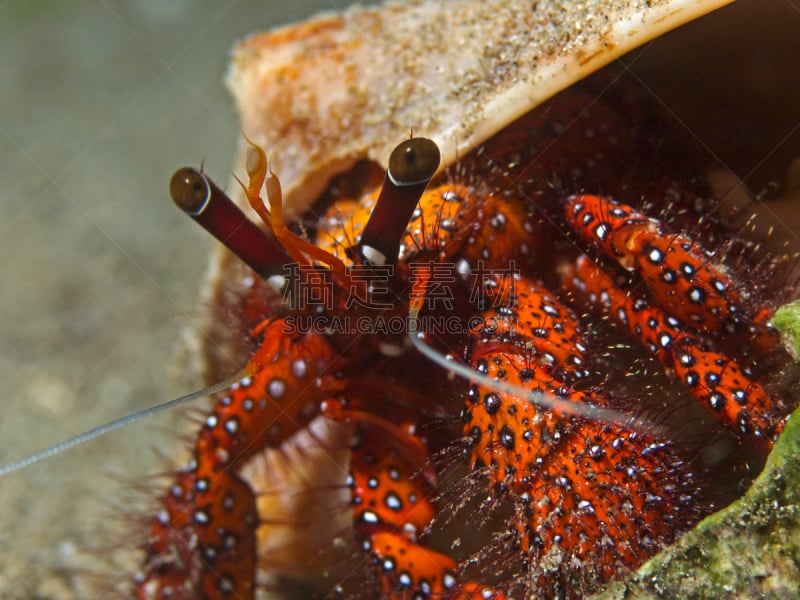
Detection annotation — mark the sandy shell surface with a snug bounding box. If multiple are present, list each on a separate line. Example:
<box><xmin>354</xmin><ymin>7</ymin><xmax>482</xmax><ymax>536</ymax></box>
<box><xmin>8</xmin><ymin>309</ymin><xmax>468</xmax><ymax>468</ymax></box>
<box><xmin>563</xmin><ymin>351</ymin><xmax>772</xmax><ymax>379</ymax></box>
<box><xmin>226</xmin><ymin>0</ymin><xmax>733</xmax><ymax>214</ymax></box>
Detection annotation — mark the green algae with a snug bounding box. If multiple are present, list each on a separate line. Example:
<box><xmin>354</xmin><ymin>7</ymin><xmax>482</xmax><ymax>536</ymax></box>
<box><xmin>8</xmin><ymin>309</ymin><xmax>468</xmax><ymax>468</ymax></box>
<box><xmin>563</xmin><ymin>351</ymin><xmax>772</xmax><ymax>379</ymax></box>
<box><xmin>772</xmin><ymin>301</ymin><xmax>800</xmax><ymax>359</ymax></box>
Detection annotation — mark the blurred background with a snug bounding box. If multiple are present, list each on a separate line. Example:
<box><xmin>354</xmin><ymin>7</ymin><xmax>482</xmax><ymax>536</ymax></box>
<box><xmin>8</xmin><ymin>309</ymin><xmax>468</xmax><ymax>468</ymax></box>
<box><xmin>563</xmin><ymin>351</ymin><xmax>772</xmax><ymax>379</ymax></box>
<box><xmin>0</xmin><ymin>2</ymin><xmax>377</xmax><ymax>598</ymax></box>
<box><xmin>0</xmin><ymin>1</ymin><xmax>798</xmax><ymax>598</ymax></box>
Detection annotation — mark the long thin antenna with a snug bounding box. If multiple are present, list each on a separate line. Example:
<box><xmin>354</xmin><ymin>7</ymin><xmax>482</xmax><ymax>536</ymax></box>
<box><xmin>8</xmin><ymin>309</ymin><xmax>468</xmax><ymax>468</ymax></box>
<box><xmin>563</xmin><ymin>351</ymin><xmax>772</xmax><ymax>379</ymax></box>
<box><xmin>0</xmin><ymin>371</ymin><xmax>245</xmax><ymax>478</ymax></box>
<box><xmin>407</xmin><ymin>316</ymin><xmax>636</xmax><ymax>429</ymax></box>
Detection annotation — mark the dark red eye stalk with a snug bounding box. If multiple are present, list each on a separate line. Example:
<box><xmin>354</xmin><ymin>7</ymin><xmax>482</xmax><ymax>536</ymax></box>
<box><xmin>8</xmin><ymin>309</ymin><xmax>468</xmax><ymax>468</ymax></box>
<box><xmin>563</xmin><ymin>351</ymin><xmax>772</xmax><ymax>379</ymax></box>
<box><xmin>170</xmin><ymin>167</ymin><xmax>291</xmax><ymax>280</ymax></box>
<box><xmin>351</xmin><ymin>137</ymin><xmax>440</xmax><ymax>265</ymax></box>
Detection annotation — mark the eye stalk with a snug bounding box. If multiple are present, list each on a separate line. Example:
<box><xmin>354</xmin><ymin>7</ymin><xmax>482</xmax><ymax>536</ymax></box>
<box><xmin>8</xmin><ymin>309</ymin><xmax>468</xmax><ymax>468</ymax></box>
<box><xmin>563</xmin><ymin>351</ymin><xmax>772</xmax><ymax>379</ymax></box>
<box><xmin>352</xmin><ymin>137</ymin><xmax>441</xmax><ymax>265</ymax></box>
<box><xmin>169</xmin><ymin>167</ymin><xmax>291</xmax><ymax>280</ymax></box>
<box><xmin>170</xmin><ymin>137</ymin><xmax>440</xmax><ymax>278</ymax></box>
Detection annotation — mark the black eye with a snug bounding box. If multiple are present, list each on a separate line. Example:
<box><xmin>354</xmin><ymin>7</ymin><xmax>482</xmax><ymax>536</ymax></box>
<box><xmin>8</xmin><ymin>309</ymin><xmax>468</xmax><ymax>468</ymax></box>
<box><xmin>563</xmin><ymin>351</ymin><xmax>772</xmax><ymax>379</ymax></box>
<box><xmin>388</xmin><ymin>137</ymin><xmax>440</xmax><ymax>186</ymax></box>
<box><xmin>170</xmin><ymin>167</ymin><xmax>210</xmax><ymax>215</ymax></box>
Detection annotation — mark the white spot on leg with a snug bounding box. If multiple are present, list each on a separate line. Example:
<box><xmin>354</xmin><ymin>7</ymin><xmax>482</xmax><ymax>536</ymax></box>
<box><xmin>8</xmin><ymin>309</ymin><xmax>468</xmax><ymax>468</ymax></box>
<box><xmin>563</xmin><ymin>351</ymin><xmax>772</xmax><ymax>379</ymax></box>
<box><xmin>268</xmin><ymin>378</ymin><xmax>287</xmax><ymax>399</ymax></box>
<box><xmin>593</xmin><ymin>222</ymin><xmax>609</xmax><ymax>241</ymax></box>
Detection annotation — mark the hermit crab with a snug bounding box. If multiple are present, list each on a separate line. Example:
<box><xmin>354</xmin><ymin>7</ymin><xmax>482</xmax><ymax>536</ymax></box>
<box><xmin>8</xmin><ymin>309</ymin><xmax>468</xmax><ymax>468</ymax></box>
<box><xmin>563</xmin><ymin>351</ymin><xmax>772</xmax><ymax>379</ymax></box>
<box><xmin>3</xmin><ymin>0</ymin><xmax>800</xmax><ymax>599</ymax></box>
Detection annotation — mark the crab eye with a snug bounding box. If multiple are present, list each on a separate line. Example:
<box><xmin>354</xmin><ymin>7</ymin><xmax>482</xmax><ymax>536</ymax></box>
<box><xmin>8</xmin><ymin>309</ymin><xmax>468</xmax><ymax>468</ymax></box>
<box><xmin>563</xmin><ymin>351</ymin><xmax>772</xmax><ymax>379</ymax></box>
<box><xmin>388</xmin><ymin>137</ymin><xmax>441</xmax><ymax>186</ymax></box>
<box><xmin>170</xmin><ymin>166</ymin><xmax>291</xmax><ymax>280</ymax></box>
<box><xmin>170</xmin><ymin>167</ymin><xmax>211</xmax><ymax>215</ymax></box>
<box><xmin>352</xmin><ymin>137</ymin><xmax>441</xmax><ymax>265</ymax></box>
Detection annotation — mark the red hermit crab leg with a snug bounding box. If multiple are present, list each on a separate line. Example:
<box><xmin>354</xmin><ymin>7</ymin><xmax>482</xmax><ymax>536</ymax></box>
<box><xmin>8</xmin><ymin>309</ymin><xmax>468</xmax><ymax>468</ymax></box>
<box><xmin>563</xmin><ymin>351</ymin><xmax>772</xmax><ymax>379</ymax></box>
<box><xmin>563</xmin><ymin>194</ymin><xmax>788</xmax><ymax>450</ymax></box>
<box><xmin>566</xmin><ymin>194</ymin><xmax>741</xmax><ymax>327</ymax></box>
<box><xmin>341</xmin><ymin>409</ymin><xmax>505</xmax><ymax>597</ymax></box>
<box><xmin>565</xmin><ymin>254</ymin><xmax>784</xmax><ymax>451</ymax></box>
<box><xmin>565</xmin><ymin>194</ymin><xmax>779</xmax><ymax>350</ymax></box>
<box><xmin>136</xmin><ymin>319</ymin><xmax>346</xmax><ymax>598</ymax></box>
<box><xmin>461</xmin><ymin>274</ymin><xmax>700</xmax><ymax>591</ymax></box>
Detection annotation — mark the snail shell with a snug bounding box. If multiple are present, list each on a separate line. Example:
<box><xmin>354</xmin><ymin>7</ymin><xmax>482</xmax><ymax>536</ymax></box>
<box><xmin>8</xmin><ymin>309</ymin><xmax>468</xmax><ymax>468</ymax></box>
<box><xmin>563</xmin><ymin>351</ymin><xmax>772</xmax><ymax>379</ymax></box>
<box><xmin>226</xmin><ymin>0</ymin><xmax>734</xmax><ymax>214</ymax></box>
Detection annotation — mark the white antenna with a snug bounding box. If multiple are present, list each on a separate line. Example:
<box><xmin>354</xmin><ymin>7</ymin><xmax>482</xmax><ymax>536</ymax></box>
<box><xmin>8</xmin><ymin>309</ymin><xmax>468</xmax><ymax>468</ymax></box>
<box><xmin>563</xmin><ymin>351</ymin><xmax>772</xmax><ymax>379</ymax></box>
<box><xmin>0</xmin><ymin>371</ymin><xmax>245</xmax><ymax>478</ymax></box>
<box><xmin>407</xmin><ymin>315</ymin><xmax>637</xmax><ymax>428</ymax></box>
